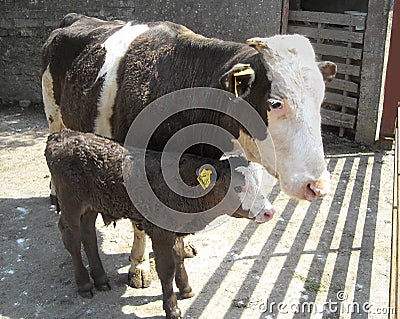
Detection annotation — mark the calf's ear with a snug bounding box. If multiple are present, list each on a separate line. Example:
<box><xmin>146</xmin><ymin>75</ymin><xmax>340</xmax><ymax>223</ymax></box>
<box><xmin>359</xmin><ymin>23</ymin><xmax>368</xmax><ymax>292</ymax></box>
<box><xmin>318</xmin><ymin>61</ymin><xmax>337</xmax><ymax>83</ymax></box>
<box><xmin>220</xmin><ymin>63</ymin><xmax>255</xmax><ymax>98</ymax></box>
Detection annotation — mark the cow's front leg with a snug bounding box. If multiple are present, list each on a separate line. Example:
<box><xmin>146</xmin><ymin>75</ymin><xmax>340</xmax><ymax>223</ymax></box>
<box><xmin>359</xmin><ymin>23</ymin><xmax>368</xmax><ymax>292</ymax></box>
<box><xmin>128</xmin><ymin>222</ymin><xmax>152</xmax><ymax>288</ymax></box>
<box><xmin>151</xmin><ymin>227</ymin><xmax>181</xmax><ymax>319</ymax></box>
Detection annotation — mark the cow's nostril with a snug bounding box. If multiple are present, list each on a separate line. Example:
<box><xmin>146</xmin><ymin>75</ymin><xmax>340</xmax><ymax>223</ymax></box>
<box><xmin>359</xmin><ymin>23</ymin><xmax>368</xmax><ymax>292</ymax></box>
<box><xmin>305</xmin><ymin>180</ymin><xmax>329</xmax><ymax>201</ymax></box>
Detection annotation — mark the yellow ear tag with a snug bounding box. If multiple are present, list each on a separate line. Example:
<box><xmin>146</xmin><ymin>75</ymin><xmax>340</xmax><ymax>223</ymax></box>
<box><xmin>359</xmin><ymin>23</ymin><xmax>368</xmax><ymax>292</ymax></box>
<box><xmin>197</xmin><ymin>168</ymin><xmax>213</xmax><ymax>190</ymax></box>
<box><xmin>232</xmin><ymin>65</ymin><xmax>255</xmax><ymax>97</ymax></box>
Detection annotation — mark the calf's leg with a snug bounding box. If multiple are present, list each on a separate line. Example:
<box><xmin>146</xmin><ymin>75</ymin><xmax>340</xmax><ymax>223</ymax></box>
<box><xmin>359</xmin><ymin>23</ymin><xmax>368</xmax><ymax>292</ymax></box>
<box><xmin>150</xmin><ymin>227</ymin><xmax>181</xmax><ymax>319</ymax></box>
<box><xmin>173</xmin><ymin>237</ymin><xmax>194</xmax><ymax>299</ymax></box>
<box><xmin>128</xmin><ymin>222</ymin><xmax>152</xmax><ymax>288</ymax></box>
<box><xmin>58</xmin><ymin>214</ymin><xmax>93</xmax><ymax>298</ymax></box>
<box><xmin>80</xmin><ymin>210</ymin><xmax>110</xmax><ymax>291</ymax></box>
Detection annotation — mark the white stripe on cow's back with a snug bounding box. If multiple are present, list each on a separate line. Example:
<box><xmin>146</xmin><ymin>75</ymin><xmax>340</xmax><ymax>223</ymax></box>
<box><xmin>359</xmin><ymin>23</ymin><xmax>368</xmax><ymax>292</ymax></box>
<box><xmin>94</xmin><ymin>23</ymin><xmax>149</xmax><ymax>137</ymax></box>
<box><xmin>42</xmin><ymin>65</ymin><xmax>66</xmax><ymax>133</ymax></box>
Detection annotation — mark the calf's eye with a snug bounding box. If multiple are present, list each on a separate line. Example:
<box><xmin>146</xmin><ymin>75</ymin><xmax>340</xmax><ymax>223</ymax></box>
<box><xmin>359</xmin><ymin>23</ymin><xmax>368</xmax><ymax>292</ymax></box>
<box><xmin>267</xmin><ymin>98</ymin><xmax>283</xmax><ymax>110</ymax></box>
<box><xmin>234</xmin><ymin>186</ymin><xmax>243</xmax><ymax>193</ymax></box>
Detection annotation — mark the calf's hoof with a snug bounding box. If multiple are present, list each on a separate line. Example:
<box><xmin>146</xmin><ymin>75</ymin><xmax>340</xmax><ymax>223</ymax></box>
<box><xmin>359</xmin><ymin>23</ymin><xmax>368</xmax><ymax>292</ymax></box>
<box><xmin>95</xmin><ymin>281</ymin><xmax>111</xmax><ymax>292</ymax></box>
<box><xmin>166</xmin><ymin>308</ymin><xmax>182</xmax><ymax>319</ymax></box>
<box><xmin>78</xmin><ymin>287</ymin><xmax>94</xmax><ymax>299</ymax></box>
<box><xmin>128</xmin><ymin>267</ymin><xmax>152</xmax><ymax>288</ymax></box>
<box><xmin>77</xmin><ymin>281</ymin><xmax>94</xmax><ymax>298</ymax></box>
<box><xmin>183</xmin><ymin>242</ymin><xmax>197</xmax><ymax>258</ymax></box>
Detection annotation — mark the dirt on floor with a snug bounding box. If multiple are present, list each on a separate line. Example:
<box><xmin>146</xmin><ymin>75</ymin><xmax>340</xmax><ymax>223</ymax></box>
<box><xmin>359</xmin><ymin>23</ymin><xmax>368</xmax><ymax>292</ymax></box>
<box><xmin>0</xmin><ymin>105</ymin><xmax>395</xmax><ymax>319</ymax></box>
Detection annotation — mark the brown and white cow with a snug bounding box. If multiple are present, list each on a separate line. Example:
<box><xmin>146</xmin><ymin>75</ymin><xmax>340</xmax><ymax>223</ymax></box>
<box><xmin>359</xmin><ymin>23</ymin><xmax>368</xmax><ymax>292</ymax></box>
<box><xmin>42</xmin><ymin>13</ymin><xmax>335</xmax><ymax>290</ymax></box>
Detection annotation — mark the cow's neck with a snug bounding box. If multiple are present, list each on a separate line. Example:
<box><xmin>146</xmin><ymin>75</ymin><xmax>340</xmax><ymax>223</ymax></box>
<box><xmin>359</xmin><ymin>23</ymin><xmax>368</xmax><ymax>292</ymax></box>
<box><xmin>174</xmin><ymin>33</ymin><xmax>259</xmax><ymax>88</ymax></box>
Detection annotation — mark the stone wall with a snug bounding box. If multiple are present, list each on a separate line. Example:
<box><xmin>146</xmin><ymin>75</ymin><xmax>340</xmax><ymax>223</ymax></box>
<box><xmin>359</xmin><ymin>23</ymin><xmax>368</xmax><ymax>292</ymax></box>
<box><xmin>0</xmin><ymin>0</ymin><xmax>282</xmax><ymax>106</ymax></box>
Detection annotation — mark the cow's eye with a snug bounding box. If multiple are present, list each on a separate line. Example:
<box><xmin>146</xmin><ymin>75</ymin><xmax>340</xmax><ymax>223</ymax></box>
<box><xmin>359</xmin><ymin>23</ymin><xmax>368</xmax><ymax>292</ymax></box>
<box><xmin>267</xmin><ymin>98</ymin><xmax>283</xmax><ymax>110</ymax></box>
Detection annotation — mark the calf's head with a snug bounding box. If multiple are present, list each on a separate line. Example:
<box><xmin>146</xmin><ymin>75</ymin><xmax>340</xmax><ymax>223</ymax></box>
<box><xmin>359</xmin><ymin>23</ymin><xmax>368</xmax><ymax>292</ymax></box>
<box><xmin>221</xmin><ymin>34</ymin><xmax>336</xmax><ymax>201</ymax></box>
<box><xmin>231</xmin><ymin>162</ymin><xmax>275</xmax><ymax>223</ymax></box>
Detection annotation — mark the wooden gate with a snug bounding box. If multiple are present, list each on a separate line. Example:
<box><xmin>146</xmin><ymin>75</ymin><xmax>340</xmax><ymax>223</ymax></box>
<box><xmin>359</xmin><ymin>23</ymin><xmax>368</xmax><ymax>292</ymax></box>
<box><xmin>287</xmin><ymin>10</ymin><xmax>366</xmax><ymax>137</ymax></box>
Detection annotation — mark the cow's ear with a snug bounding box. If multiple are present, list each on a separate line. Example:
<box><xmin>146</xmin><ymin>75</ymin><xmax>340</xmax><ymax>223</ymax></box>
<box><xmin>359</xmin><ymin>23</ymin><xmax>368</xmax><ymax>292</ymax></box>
<box><xmin>318</xmin><ymin>61</ymin><xmax>337</xmax><ymax>83</ymax></box>
<box><xmin>220</xmin><ymin>63</ymin><xmax>255</xmax><ymax>98</ymax></box>
<box><xmin>246</xmin><ymin>38</ymin><xmax>268</xmax><ymax>53</ymax></box>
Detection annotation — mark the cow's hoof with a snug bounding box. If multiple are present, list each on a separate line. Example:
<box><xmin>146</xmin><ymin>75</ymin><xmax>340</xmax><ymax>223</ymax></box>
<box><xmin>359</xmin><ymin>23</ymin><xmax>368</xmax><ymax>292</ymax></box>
<box><xmin>128</xmin><ymin>267</ymin><xmax>152</xmax><ymax>288</ymax></box>
<box><xmin>50</xmin><ymin>194</ymin><xmax>60</xmax><ymax>213</ymax></box>
<box><xmin>95</xmin><ymin>281</ymin><xmax>111</xmax><ymax>291</ymax></box>
<box><xmin>183</xmin><ymin>242</ymin><xmax>197</xmax><ymax>258</ymax></box>
<box><xmin>179</xmin><ymin>287</ymin><xmax>194</xmax><ymax>299</ymax></box>
<box><xmin>78</xmin><ymin>287</ymin><xmax>94</xmax><ymax>298</ymax></box>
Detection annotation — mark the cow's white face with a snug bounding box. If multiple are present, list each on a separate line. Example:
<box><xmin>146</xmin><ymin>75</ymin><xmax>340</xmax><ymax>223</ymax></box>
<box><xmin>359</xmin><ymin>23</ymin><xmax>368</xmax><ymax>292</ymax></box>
<box><xmin>247</xmin><ymin>35</ymin><xmax>335</xmax><ymax>201</ymax></box>
<box><xmin>234</xmin><ymin>162</ymin><xmax>275</xmax><ymax>223</ymax></box>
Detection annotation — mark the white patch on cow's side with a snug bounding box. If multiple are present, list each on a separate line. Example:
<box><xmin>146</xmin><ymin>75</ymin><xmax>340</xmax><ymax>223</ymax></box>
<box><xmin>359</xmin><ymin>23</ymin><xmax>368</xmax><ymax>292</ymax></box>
<box><xmin>94</xmin><ymin>23</ymin><xmax>149</xmax><ymax>137</ymax></box>
<box><xmin>235</xmin><ymin>162</ymin><xmax>275</xmax><ymax>220</ymax></box>
<box><xmin>42</xmin><ymin>65</ymin><xmax>66</xmax><ymax>133</ymax></box>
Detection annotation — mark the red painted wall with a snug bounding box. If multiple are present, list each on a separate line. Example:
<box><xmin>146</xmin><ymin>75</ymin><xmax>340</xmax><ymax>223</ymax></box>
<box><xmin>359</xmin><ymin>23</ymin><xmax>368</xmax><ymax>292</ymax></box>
<box><xmin>380</xmin><ymin>0</ymin><xmax>400</xmax><ymax>138</ymax></box>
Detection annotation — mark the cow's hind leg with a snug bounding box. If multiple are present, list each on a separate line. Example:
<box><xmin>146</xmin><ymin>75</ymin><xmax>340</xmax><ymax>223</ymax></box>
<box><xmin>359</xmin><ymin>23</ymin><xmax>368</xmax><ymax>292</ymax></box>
<box><xmin>80</xmin><ymin>210</ymin><xmax>110</xmax><ymax>292</ymax></box>
<box><xmin>128</xmin><ymin>222</ymin><xmax>152</xmax><ymax>288</ymax></box>
<box><xmin>183</xmin><ymin>236</ymin><xmax>197</xmax><ymax>258</ymax></box>
<box><xmin>174</xmin><ymin>237</ymin><xmax>194</xmax><ymax>299</ymax></box>
<box><xmin>49</xmin><ymin>181</ymin><xmax>60</xmax><ymax>212</ymax></box>
<box><xmin>42</xmin><ymin>64</ymin><xmax>66</xmax><ymax>212</ymax></box>
<box><xmin>58</xmin><ymin>214</ymin><xmax>93</xmax><ymax>298</ymax></box>
<box><xmin>150</xmin><ymin>227</ymin><xmax>181</xmax><ymax>319</ymax></box>
<box><xmin>42</xmin><ymin>65</ymin><xmax>66</xmax><ymax>134</ymax></box>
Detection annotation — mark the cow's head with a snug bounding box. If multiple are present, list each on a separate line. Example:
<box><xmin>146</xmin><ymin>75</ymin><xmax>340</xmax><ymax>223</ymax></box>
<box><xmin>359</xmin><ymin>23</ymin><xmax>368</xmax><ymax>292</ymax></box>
<box><xmin>220</xmin><ymin>34</ymin><xmax>336</xmax><ymax>201</ymax></box>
